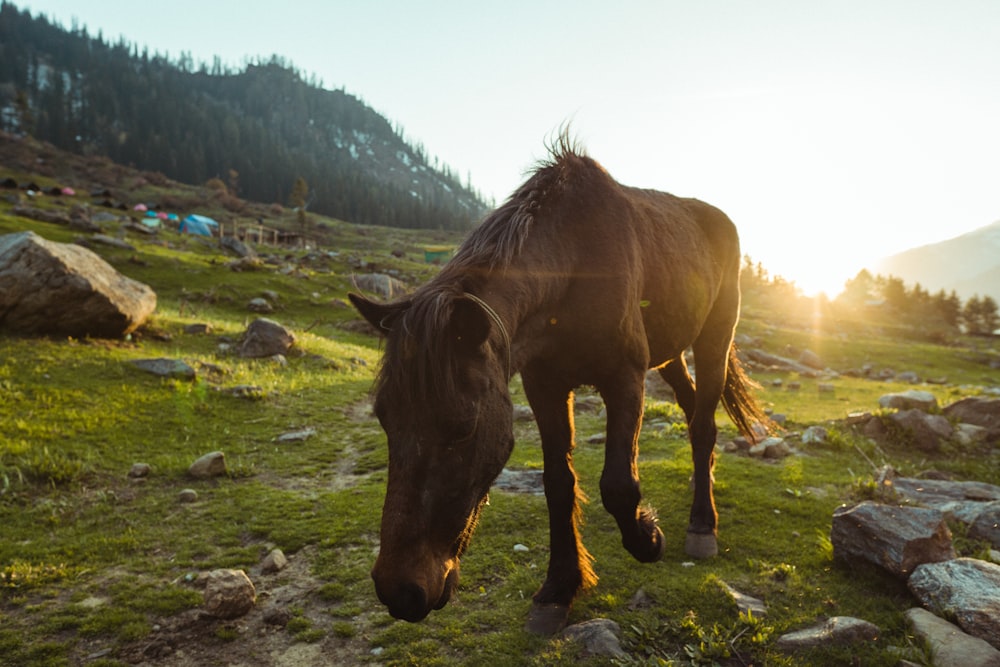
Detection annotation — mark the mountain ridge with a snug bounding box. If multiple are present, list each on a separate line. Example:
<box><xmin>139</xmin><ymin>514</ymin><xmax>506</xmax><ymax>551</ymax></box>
<box><xmin>872</xmin><ymin>219</ymin><xmax>1000</xmax><ymax>301</ymax></box>
<box><xmin>0</xmin><ymin>2</ymin><xmax>488</xmax><ymax>230</ymax></box>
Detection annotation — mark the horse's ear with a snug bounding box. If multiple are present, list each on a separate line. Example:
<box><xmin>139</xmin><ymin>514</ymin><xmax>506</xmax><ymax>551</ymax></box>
<box><xmin>349</xmin><ymin>293</ymin><xmax>409</xmax><ymax>335</ymax></box>
<box><xmin>450</xmin><ymin>297</ymin><xmax>491</xmax><ymax>349</ymax></box>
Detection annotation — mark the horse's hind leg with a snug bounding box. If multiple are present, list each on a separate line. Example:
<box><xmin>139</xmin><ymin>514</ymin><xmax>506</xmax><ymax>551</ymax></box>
<box><xmin>521</xmin><ymin>367</ymin><xmax>595</xmax><ymax>635</ymax></box>
<box><xmin>598</xmin><ymin>367</ymin><xmax>665</xmax><ymax>564</ymax></box>
<box><xmin>685</xmin><ymin>294</ymin><xmax>740</xmax><ymax>558</ymax></box>
<box><xmin>658</xmin><ymin>355</ymin><xmax>696</xmax><ymax>424</ymax></box>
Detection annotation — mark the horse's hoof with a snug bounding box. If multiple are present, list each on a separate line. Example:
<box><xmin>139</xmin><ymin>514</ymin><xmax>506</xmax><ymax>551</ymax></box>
<box><xmin>684</xmin><ymin>531</ymin><xmax>718</xmax><ymax>558</ymax></box>
<box><xmin>525</xmin><ymin>602</ymin><xmax>570</xmax><ymax>635</ymax></box>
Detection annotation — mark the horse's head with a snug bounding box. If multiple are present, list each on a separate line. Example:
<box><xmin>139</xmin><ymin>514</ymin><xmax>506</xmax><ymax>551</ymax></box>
<box><xmin>349</xmin><ymin>291</ymin><xmax>514</xmax><ymax>622</ymax></box>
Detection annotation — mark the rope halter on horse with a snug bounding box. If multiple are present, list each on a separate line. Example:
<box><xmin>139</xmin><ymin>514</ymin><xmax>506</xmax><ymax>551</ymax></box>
<box><xmin>463</xmin><ymin>292</ymin><xmax>512</xmax><ymax>380</ymax></box>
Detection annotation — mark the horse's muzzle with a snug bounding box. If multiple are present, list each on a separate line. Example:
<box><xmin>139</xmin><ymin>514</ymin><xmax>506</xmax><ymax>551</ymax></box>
<box><xmin>372</xmin><ymin>563</ymin><xmax>459</xmax><ymax>622</ymax></box>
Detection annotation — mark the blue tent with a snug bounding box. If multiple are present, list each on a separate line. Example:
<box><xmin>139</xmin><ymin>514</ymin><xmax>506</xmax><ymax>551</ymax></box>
<box><xmin>180</xmin><ymin>214</ymin><xmax>219</xmax><ymax>236</ymax></box>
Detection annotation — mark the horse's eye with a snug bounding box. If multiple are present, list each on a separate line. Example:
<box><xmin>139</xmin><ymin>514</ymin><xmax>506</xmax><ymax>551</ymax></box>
<box><xmin>441</xmin><ymin>412</ymin><xmax>477</xmax><ymax>445</ymax></box>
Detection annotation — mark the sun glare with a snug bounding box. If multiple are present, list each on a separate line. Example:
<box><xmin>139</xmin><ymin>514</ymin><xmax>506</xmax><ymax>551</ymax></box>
<box><xmin>793</xmin><ymin>272</ymin><xmax>847</xmax><ymax>300</ymax></box>
<box><xmin>759</xmin><ymin>253</ymin><xmax>857</xmax><ymax>300</ymax></box>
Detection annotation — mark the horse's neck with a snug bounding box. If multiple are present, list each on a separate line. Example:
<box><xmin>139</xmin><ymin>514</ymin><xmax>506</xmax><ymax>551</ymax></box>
<box><xmin>471</xmin><ymin>268</ymin><xmax>568</xmax><ymax>372</ymax></box>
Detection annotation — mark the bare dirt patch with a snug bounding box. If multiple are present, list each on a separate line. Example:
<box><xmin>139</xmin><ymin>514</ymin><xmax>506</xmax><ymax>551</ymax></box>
<box><xmin>110</xmin><ymin>545</ymin><xmax>381</xmax><ymax>667</ymax></box>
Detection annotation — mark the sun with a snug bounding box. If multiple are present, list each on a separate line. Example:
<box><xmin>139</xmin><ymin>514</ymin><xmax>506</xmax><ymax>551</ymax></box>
<box><xmin>762</xmin><ymin>254</ymin><xmax>858</xmax><ymax>300</ymax></box>
<box><xmin>792</xmin><ymin>272</ymin><xmax>848</xmax><ymax>299</ymax></box>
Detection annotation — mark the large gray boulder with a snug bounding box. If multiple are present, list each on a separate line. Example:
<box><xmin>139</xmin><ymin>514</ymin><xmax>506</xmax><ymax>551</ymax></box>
<box><xmin>831</xmin><ymin>501</ymin><xmax>955</xmax><ymax>577</ymax></box>
<box><xmin>0</xmin><ymin>231</ymin><xmax>156</xmax><ymax>337</ymax></box>
<box><xmin>908</xmin><ymin>558</ymin><xmax>1000</xmax><ymax>649</ymax></box>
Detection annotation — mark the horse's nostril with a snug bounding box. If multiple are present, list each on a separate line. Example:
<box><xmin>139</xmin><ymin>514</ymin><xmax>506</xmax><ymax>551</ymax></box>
<box><xmin>386</xmin><ymin>582</ymin><xmax>429</xmax><ymax>623</ymax></box>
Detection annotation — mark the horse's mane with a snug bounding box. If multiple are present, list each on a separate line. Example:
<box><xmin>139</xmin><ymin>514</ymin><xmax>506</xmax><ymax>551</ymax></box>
<box><xmin>373</xmin><ymin>133</ymin><xmax>608</xmax><ymax>408</ymax></box>
<box><xmin>443</xmin><ymin>132</ymin><xmax>607</xmax><ymax>275</ymax></box>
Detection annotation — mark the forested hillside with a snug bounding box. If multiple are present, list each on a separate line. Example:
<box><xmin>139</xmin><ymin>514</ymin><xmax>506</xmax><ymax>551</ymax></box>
<box><xmin>0</xmin><ymin>2</ymin><xmax>487</xmax><ymax>230</ymax></box>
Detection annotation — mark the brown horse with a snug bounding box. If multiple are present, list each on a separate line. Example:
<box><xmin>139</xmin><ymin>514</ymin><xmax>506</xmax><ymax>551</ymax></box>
<box><xmin>350</xmin><ymin>136</ymin><xmax>768</xmax><ymax>634</ymax></box>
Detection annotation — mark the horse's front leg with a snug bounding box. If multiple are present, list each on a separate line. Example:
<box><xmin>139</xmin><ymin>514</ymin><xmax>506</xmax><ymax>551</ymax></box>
<box><xmin>521</xmin><ymin>368</ymin><xmax>596</xmax><ymax>635</ymax></box>
<box><xmin>598</xmin><ymin>371</ymin><xmax>665</xmax><ymax>563</ymax></box>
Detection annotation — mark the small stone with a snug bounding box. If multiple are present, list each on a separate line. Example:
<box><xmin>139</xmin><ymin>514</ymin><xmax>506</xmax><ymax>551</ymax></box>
<box><xmin>247</xmin><ymin>297</ymin><xmax>273</xmax><ymax>313</ymax></box>
<box><xmin>719</xmin><ymin>581</ymin><xmax>767</xmax><ymax>617</ymax></box>
<box><xmin>189</xmin><ymin>451</ymin><xmax>227</xmax><ymax>479</ymax></box>
<box><xmin>261</xmin><ymin>548</ymin><xmax>288</xmax><ymax>574</ymax></box>
<box><xmin>729</xmin><ymin>436</ymin><xmax>753</xmax><ymax>453</ymax></box>
<box><xmin>238</xmin><ymin>318</ymin><xmax>295</xmax><ymax>358</ymax></box>
<box><xmin>561</xmin><ymin>618</ymin><xmax>626</xmax><ymax>658</ymax></box>
<box><xmin>263</xmin><ymin>605</ymin><xmax>292</xmax><ymax>627</ymax></box>
<box><xmin>817</xmin><ymin>383</ymin><xmax>835</xmax><ymax>393</ymax></box>
<box><xmin>763</xmin><ymin>438</ymin><xmax>792</xmax><ymax>459</ymax></box>
<box><xmin>513</xmin><ymin>405</ymin><xmax>535</xmax><ymax>422</ymax></box>
<box><xmin>775</xmin><ymin>616</ymin><xmax>879</xmax><ymax>651</ymax></box>
<box><xmin>130</xmin><ymin>358</ymin><xmax>197</xmax><ymax>380</ymax></box>
<box><xmin>492</xmin><ymin>468</ymin><xmax>545</xmax><ymax>495</ymax></box>
<box><xmin>203</xmin><ymin>569</ymin><xmax>256</xmax><ymax>619</ymax></box>
<box><xmin>798</xmin><ymin>349</ymin><xmax>823</xmax><ymax>370</ymax></box>
<box><xmin>513</xmin><ymin>544</ymin><xmax>530</xmax><ymax>553</ymax></box>
<box><xmin>626</xmin><ymin>589</ymin><xmax>653</xmax><ymax>610</ymax></box>
<box><xmin>801</xmin><ymin>426</ymin><xmax>828</xmax><ymax>445</ymax></box>
<box><xmin>128</xmin><ymin>463</ymin><xmax>151</xmax><ymax>478</ymax></box>
<box><xmin>228</xmin><ymin>384</ymin><xmax>264</xmax><ymax>399</ymax></box>
<box><xmin>277</xmin><ymin>428</ymin><xmax>316</xmax><ymax>443</ymax></box>
<box><xmin>178</xmin><ymin>488</ymin><xmax>198</xmax><ymax>503</ymax></box>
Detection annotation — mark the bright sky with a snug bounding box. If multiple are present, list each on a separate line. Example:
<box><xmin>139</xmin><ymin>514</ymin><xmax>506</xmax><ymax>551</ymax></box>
<box><xmin>15</xmin><ymin>0</ymin><xmax>1000</xmax><ymax>296</ymax></box>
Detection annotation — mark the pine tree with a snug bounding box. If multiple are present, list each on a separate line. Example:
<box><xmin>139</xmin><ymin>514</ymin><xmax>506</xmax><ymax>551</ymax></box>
<box><xmin>961</xmin><ymin>295</ymin><xmax>999</xmax><ymax>335</ymax></box>
<box><xmin>289</xmin><ymin>177</ymin><xmax>309</xmax><ymax>209</ymax></box>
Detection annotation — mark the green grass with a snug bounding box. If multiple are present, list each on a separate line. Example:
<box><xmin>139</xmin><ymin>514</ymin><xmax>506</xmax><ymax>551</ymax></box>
<box><xmin>1</xmin><ymin>199</ymin><xmax>998</xmax><ymax>665</ymax></box>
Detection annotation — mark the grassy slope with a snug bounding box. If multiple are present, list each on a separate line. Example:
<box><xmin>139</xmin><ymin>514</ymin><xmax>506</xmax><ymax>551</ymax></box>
<box><xmin>1</xmin><ymin>192</ymin><xmax>998</xmax><ymax>666</ymax></box>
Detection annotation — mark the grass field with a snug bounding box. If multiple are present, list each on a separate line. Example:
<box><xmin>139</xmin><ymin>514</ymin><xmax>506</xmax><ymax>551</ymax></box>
<box><xmin>1</xmin><ymin>201</ymin><xmax>998</xmax><ymax>666</ymax></box>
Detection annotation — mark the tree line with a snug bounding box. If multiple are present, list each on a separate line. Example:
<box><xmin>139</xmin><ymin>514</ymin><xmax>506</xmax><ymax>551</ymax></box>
<box><xmin>838</xmin><ymin>269</ymin><xmax>999</xmax><ymax>336</ymax></box>
<box><xmin>741</xmin><ymin>259</ymin><xmax>999</xmax><ymax>337</ymax></box>
<box><xmin>0</xmin><ymin>2</ymin><xmax>486</xmax><ymax>230</ymax></box>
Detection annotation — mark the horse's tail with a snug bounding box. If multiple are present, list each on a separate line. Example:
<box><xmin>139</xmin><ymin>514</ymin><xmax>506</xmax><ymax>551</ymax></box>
<box><xmin>722</xmin><ymin>346</ymin><xmax>771</xmax><ymax>442</ymax></box>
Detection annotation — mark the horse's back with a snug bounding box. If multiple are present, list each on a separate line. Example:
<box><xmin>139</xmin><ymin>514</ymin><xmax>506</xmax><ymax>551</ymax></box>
<box><xmin>624</xmin><ymin>188</ymin><xmax>740</xmax><ymax>265</ymax></box>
